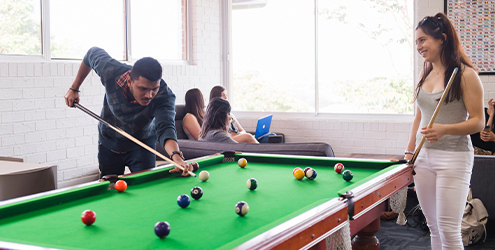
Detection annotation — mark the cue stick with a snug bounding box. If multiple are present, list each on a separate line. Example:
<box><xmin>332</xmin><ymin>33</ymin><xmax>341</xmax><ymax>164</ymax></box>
<box><xmin>73</xmin><ymin>102</ymin><xmax>196</xmax><ymax>177</ymax></box>
<box><xmin>410</xmin><ymin>67</ymin><xmax>458</xmax><ymax>165</ymax></box>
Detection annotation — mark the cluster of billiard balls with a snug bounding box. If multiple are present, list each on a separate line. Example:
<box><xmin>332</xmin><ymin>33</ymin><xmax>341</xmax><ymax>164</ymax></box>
<box><xmin>293</xmin><ymin>167</ymin><xmax>317</xmax><ymax>180</ymax></box>
<box><xmin>334</xmin><ymin>163</ymin><xmax>353</xmax><ymax>182</ymax></box>
<box><xmin>176</xmin><ymin>186</ymin><xmax>203</xmax><ymax>208</ymax></box>
<box><xmin>80</xmin><ymin>179</ymin><xmax>130</xmax><ymax>226</ymax></box>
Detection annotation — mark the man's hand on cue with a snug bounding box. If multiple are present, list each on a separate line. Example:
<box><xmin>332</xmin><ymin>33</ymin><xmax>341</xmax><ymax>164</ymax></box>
<box><xmin>169</xmin><ymin>159</ymin><xmax>193</xmax><ymax>177</ymax></box>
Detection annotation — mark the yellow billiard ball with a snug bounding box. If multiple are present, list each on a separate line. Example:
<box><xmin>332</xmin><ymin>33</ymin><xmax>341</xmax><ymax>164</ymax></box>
<box><xmin>238</xmin><ymin>158</ymin><xmax>248</xmax><ymax>168</ymax></box>
<box><xmin>293</xmin><ymin>168</ymin><xmax>305</xmax><ymax>180</ymax></box>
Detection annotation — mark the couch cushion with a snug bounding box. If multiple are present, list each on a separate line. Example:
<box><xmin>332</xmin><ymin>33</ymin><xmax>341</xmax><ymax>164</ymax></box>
<box><xmin>175</xmin><ymin>105</ymin><xmax>188</xmax><ymax>139</ymax></box>
<box><xmin>173</xmin><ymin>140</ymin><xmax>334</xmax><ymax>160</ymax></box>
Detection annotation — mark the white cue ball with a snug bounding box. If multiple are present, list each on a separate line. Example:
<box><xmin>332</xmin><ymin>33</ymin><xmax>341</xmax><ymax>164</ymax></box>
<box><xmin>199</xmin><ymin>170</ymin><xmax>209</xmax><ymax>182</ymax></box>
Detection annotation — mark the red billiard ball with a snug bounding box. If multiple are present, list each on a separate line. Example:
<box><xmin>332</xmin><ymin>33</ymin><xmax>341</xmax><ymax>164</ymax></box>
<box><xmin>115</xmin><ymin>180</ymin><xmax>127</xmax><ymax>192</ymax></box>
<box><xmin>81</xmin><ymin>210</ymin><xmax>96</xmax><ymax>226</ymax></box>
<box><xmin>191</xmin><ymin>162</ymin><xmax>199</xmax><ymax>172</ymax></box>
<box><xmin>334</xmin><ymin>163</ymin><xmax>345</xmax><ymax>174</ymax></box>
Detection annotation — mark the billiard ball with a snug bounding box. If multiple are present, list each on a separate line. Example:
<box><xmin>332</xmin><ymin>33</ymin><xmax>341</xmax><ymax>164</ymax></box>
<box><xmin>191</xmin><ymin>186</ymin><xmax>203</xmax><ymax>200</ymax></box>
<box><xmin>199</xmin><ymin>170</ymin><xmax>209</xmax><ymax>182</ymax></box>
<box><xmin>191</xmin><ymin>162</ymin><xmax>199</xmax><ymax>172</ymax></box>
<box><xmin>334</xmin><ymin>163</ymin><xmax>345</xmax><ymax>174</ymax></box>
<box><xmin>238</xmin><ymin>158</ymin><xmax>248</xmax><ymax>168</ymax></box>
<box><xmin>305</xmin><ymin>168</ymin><xmax>317</xmax><ymax>180</ymax></box>
<box><xmin>81</xmin><ymin>210</ymin><xmax>96</xmax><ymax>226</ymax></box>
<box><xmin>292</xmin><ymin>167</ymin><xmax>302</xmax><ymax>177</ymax></box>
<box><xmin>154</xmin><ymin>221</ymin><xmax>171</xmax><ymax>238</ymax></box>
<box><xmin>115</xmin><ymin>180</ymin><xmax>127</xmax><ymax>192</ymax></box>
<box><xmin>342</xmin><ymin>170</ymin><xmax>353</xmax><ymax>182</ymax></box>
<box><xmin>303</xmin><ymin>167</ymin><xmax>311</xmax><ymax>174</ymax></box>
<box><xmin>177</xmin><ymin>194</ymin><xmax>191</xmax><ymax>208</ymax></box>
<box><xmin>293</xmin><ymin>168</ymin><xmax>305</xmax><ymax>180</ymax></box>
<box><xmin>246</xmin><ymin>178</ymin><xmax>258</xmax><ymax>191</ymax></box>
<box><xmin>235</xmin><ymin>201</ymin><xmax>249</xmax><ymax>216</ymax></box>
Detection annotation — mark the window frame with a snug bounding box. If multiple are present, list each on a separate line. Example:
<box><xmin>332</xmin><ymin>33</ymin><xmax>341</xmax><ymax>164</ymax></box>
<box><xmin>0</xmin><ymin>0</ymin><xmax>190</xmax><ymax>63</ymax></box>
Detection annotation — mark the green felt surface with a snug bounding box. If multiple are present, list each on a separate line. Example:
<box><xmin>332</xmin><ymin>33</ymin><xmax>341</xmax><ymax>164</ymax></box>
<box><xmin>0</xmin><ymin>154</ymin><xmax>401</xmax><ymax>250</ymax></box>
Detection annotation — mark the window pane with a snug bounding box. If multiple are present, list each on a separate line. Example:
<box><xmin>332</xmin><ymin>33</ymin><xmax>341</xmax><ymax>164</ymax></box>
<box><xmin>50</xmin><ymin>0</ymin><xmax>124</xmax><ymax>60</ymax></box>
<box><xmin>0</xmin><ymin>0</ymin><xmax>41</xmax><ymax>55</ymax></box>
<box><xmin>317</xmin><ymin>0</ymin><xmax>414</xmax><ymax>114</ymax></box>
<box><xmin>130</xmin><ymin>0</ymin><xmax>185</xmax><ymax>61</ymax></box>
<box><xmin>232</xmin><ymin>1</ymin><xmax>315</xmax><ymax>112</ymax></box>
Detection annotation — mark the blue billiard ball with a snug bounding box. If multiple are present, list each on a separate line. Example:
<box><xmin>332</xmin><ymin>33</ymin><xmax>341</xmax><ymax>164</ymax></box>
<box><xmin>305</xmin><ymin>168</ymin><xmax>317</xmax><ymax>180</ymax></box>
<box><xmin>235</xmin><ymin>201</ymin><xmax>249</xmax><ymax>216</ymax></box>
<box><xmin>177</xmin><ymin>194</ymin><xmax>191</xmax><ymax>208</ymax></box>
<box><xmin>154</xmin><ymin>221</ymin><xmax>170</xmax><ymax>238</ymax></box>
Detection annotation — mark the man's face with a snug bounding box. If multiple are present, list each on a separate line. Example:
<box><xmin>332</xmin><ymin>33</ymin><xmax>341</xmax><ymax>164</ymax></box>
<box><xmin>128</xmin><ymin>76</ymin><xmax>160</xmax><ymax>106</ymax></box>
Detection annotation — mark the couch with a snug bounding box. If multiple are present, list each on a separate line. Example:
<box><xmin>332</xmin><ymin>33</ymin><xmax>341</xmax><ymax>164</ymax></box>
<box><xmin>470</xmin><ymin>155</ymin><xmax>495</xmax><ymax>220</ymax></box>
<box><xmin>156</xmin><ymin>105</ymin><xmax>335</xmax><ymax>160</ymax></box>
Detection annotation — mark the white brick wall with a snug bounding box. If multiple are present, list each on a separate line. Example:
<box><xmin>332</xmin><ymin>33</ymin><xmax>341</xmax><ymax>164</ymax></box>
<box><xmin>1</xmin><ymin>0</ymin><xmax>494</xmax><ymax>188</ymax></box>
<box><xmin>0</xmin><ymin>0</ymin><xmax>222</xmax><ymax>188</ymax></box>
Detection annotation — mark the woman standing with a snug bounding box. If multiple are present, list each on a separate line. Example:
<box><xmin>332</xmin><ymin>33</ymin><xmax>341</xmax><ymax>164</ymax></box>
<box><xmin>404</xmin><ymin>13</ymin><xmax>484</xmax><ymax>249</ymax></box>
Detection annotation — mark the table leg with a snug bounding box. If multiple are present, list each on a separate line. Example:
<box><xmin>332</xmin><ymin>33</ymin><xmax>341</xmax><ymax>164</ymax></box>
<box><xmin>351</xmin><ymin>218</ymin><xmax>380</xmax><ymax>250</ymax></box>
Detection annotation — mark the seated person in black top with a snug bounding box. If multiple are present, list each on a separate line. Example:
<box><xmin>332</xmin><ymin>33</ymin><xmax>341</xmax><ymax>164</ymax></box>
<box><xmin>471</xmin><ymin>98</ymin><xmax>495</xmax><ymax>154</ymax></box>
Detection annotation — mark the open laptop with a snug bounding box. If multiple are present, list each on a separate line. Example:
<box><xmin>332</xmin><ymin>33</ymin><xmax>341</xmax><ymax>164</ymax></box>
<box><xmin>254</xmin><ymin>114</ymin><xmax>273</xmax><ymax>140</ymax></box>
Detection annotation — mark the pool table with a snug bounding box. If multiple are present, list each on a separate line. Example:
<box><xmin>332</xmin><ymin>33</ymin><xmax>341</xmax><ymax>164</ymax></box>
<box><xmin>0</xmin><ymin>152</ymin><xmax>412</xmax><ymax>250</ymax></box>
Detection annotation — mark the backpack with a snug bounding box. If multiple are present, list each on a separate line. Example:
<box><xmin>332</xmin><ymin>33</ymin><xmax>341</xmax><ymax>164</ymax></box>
<box><xmin>461</xmin><ymin>188</ymin><xmax>489</xmax><ymax>246</ymax></box>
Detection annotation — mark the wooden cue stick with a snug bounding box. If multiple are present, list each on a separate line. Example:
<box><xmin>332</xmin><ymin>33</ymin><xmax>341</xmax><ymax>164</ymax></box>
<box><xmin>410</xmin><ymin>67</ymin><xmax>458</xmax><ymax>165</ymax></box>
<box><xmin>74</xmin><ymin>103</ymin><xmax>196</xmax><ymax>177</ymax></box>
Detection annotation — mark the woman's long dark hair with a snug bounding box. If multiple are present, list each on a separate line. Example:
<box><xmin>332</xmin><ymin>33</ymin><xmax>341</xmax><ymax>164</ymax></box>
<box><xmin>184</xmin><ymin>88</ymin><xmax>205</xmax><ymax>125</ymax></box>
<box><xmin>415</xmin><ymin>12</ymin><xmax>475</xmax><ymax>103</ymax></box>
<box><xmin>209</xmin><ymin>85</ymin><xmax>225</xmax><ymax>101</ymax></box>
<box><xmin>199</xmin><ymin>97</ymin><xmax>231</xmax><ymax>138</ymax></box>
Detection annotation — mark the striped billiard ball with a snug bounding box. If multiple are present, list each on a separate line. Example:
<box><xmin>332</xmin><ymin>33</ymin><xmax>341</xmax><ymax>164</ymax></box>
<box><xmin>334</xmin><ymin>163</ymin><xmax>345</xmax><ymax>174</ymax></box>
<box><xmin>246</xmin><ymin>178</ymin><xmax>258</xmax><ymax>191</ymax></box>
<box><xmin>238</xmin><ymin>158</ymin><xmax>248</xmax><ymax>168</ymax></box>
<box><xmin>235</xmin><ymin>201</ymin><xmax>249</xmax><ymax>216</ymax></box>
<box><xmin>305</xmin><ymin>168</ymin><xmax>317</xmax><ymax>180</ymax></box>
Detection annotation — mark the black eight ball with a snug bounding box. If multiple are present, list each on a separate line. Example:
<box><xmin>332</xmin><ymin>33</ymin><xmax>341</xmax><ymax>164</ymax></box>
<box><xmin>191</xmin><ymin>186</ymin><xmax>203</xmax><ymax>200</ymax></box>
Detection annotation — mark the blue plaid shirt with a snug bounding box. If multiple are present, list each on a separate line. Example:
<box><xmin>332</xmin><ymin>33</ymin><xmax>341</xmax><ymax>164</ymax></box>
<box><xmin>83</xmin><ymin>47</ymin><xmax>177</xmax><ymax>152</ymax></box>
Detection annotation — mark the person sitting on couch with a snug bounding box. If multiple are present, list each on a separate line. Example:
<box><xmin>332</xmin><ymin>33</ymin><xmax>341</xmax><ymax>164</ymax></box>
<box><xmin>471</xmin><ymin>98</ymin><xmax>495</xmax><ymax>154</ymax></box>
<box><xmin>199</xmin><ymin>98</ymin><xmax>257</xmax><ymax>144</ymax></box>
<box><xmin>182</xmin><ymin>88</ymin><xmax>205</xmax><ymax>140</ymax></box>
<box><xmin>209</xmin><ymin>86</ymin><xmax>264</xmax><ymax>143</ymax></box>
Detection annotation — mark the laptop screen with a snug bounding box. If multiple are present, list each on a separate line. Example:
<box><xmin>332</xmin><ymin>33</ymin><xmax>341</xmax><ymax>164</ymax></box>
<box><xmin>254</xmin><ymin>114</ymin><xmax>273</xmax><ymax>139</ymax></box>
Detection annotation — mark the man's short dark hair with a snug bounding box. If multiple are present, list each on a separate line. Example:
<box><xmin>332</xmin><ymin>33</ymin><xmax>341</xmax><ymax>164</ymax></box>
<box><xmin>130</xmin><ymin>57</ymin><xmax>162</xmax><ymax>82</ymax></box>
